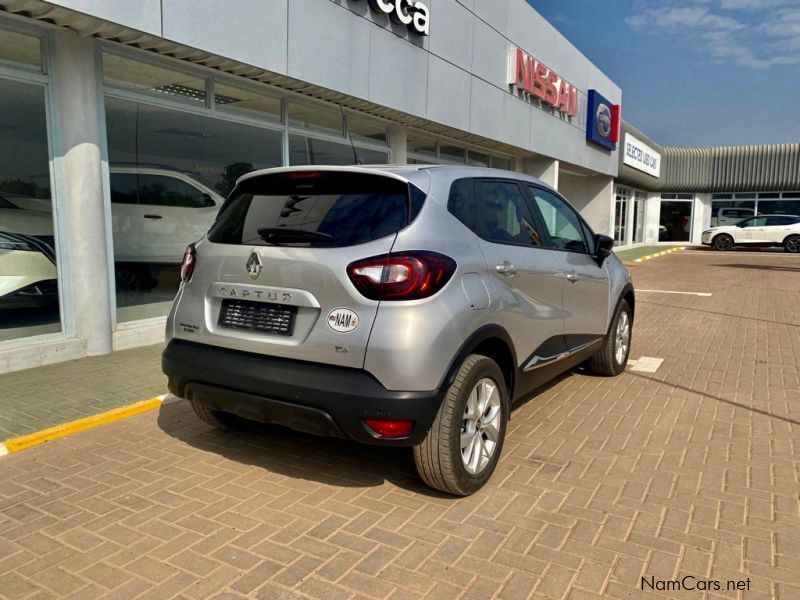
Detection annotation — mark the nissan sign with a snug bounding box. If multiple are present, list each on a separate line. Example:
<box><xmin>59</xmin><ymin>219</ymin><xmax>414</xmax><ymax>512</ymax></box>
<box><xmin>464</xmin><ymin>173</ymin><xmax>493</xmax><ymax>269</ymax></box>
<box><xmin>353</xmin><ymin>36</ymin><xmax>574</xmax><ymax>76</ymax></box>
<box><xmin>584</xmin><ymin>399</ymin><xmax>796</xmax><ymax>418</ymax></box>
<box><xmin>507</xmin><ymin>47</ymin><xmax>578</xmax><ymax>118</ymax></box>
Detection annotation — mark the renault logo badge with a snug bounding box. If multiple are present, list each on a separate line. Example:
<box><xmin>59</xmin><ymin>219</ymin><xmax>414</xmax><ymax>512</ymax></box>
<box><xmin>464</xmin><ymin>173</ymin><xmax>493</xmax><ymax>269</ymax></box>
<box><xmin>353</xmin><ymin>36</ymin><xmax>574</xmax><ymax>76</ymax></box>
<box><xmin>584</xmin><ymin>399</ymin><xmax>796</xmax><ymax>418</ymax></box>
<box><xmin>246</xmin><ymin>251</ymin><xmax>262</xmax><ymax>279</ymax></box>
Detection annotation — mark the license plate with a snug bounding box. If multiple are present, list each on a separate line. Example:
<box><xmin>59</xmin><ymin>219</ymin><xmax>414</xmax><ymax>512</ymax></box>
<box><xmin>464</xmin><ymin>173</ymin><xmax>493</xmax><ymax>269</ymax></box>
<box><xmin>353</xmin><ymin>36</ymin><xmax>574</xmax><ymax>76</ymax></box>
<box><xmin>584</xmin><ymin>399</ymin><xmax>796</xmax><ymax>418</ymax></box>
<box><xmin>218</xmin><ymin>299</ymin><xmax>296</xmax><ymax>336</ymax></box>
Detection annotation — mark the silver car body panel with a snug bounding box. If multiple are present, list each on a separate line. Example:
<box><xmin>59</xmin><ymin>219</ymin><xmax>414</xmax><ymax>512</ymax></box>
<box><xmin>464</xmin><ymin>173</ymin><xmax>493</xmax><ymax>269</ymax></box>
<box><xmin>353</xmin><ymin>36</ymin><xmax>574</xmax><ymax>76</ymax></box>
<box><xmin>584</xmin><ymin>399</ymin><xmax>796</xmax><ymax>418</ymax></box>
<box><xmin>167</xmin><ymin>165</ymin><xmax>632</xmax><ymax>393</ymax></box>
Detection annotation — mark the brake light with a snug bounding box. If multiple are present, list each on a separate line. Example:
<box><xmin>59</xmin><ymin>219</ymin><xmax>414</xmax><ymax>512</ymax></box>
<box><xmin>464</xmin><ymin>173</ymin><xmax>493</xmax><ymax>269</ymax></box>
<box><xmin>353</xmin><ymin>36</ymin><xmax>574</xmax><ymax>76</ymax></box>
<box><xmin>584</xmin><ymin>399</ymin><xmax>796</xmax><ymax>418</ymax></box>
<box><xmin>363</xmin><ymin>419</ymin><xmax>414</xmax><ymax>438</ymax></box>
<box><xmin>347</xmin><ymin>251</ymin><xmax>456</xmax><ymax>301</ymax></box>
<box><xmin>281</xmin><ymin>171</ymin><xmax>324</xmax><ymax>180</ymax></box>
<box><xmin>180</xmin><ymin>244</ymin><xmax>196</xmax><ymax>282</ymax></box>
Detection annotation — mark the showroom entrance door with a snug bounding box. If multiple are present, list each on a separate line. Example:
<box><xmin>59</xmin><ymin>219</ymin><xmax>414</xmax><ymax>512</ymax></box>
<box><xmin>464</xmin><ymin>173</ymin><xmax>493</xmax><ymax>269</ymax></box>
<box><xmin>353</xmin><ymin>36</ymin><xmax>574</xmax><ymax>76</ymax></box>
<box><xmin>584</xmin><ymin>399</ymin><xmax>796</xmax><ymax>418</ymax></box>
<box><xmin>659</xmin><ymin>196</ymin><xmax>693</xmax><ymax>242</ymax></box>
<box><xmin>614</xmin><ymin>186</ymin><xmax>630</xmax><ymax>245</ymax></box>
<box><xmin>631</xmin><ymin>192</ymin><xmax>645</xmax><ymax>244</ymax></box>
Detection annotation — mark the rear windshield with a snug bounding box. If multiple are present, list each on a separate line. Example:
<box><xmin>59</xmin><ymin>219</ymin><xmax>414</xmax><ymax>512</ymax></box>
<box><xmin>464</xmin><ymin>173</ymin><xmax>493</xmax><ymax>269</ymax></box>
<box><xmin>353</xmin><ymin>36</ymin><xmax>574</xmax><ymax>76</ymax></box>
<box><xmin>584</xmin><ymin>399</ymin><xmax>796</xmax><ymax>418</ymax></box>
<box><xmin>208</xmin><ymin>171</ymin><xmax>423</xmax><ymax>248</ymax></box>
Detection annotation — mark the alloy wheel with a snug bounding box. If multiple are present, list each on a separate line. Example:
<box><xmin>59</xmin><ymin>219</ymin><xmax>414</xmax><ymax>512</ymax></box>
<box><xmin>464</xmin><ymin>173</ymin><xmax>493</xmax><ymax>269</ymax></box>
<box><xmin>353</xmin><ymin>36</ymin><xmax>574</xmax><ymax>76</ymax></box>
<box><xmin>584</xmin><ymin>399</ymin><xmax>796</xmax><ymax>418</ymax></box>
<box><xmin>714</xmin><ymin>236</ymin><xmax>733</xmax><ymax>251</ymax></box>
<box><xmin>615</xmin><ymin>311</ymin><xmax>630</xmax><ymax>366</ymax></box>
<box><xmin>461</xmin><ymin>378</ymin><xmax>502</xmax><ymax>475</ymax></box>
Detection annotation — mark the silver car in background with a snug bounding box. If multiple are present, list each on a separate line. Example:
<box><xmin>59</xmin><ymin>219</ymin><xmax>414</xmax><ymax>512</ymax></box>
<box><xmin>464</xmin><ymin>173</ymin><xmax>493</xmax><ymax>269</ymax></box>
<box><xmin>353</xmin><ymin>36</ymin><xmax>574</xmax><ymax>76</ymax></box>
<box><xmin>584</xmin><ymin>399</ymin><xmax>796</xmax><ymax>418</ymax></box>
<box><xmin>162</xmin><ymin>166</ymin><xmax>634</xmax><ymax>495</ymax></box>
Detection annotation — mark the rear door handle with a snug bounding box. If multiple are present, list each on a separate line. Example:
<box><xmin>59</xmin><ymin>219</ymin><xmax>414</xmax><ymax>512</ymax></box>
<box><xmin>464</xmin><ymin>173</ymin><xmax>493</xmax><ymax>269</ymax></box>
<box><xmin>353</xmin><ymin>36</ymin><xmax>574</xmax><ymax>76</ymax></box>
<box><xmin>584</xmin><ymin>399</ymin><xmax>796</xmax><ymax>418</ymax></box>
<box><xmin>143</xmin><ymin>214</ymin><xmax>163</xmax><ymax>220</ymax></box>
<box><xmin>566</xmin><ymin>271</ymin><xmax>579</xmax><ymax>283</ymax></box>
<box><xmin>496</xmin><ymin>263</ymin><xmax>518</xmax><ymax>276</ymax></box>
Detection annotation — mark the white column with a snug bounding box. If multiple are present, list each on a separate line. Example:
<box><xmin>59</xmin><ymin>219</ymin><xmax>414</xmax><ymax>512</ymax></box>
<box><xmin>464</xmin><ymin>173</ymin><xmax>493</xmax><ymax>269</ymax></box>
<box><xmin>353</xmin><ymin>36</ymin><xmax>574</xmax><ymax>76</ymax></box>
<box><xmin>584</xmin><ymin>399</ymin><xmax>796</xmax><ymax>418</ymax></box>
<box><xmin>515</xmin><ymin>155</ymin><xmax>559</xmax><ymax>189</ymax></box>
<box><xmin>624</xmin><ymin>193</ymin><xmax>635</xmax><ymax>246</ymax></box>
<box><xmin>388</xmin><ymin>125</ymin><xmax>407</xmax><ymax>165</ymax></box>
<box><xmin>644</xmin><ymin>193</ymin><xmax>661</xmax><ymax>244</ymax></box>
<box><xmin>692</xmin><ymin>193</ymin><xmax>712</xmax><ymax>244</ymax></box>
<box><xmin>558</xmin><ymin>173</ymin><xmax>615</xmax><ymax>237</ymax></box>
<box><xmin>50</xmin><ymin>31</ymin><xmax>113</xmax><ymax>355</ymax></box>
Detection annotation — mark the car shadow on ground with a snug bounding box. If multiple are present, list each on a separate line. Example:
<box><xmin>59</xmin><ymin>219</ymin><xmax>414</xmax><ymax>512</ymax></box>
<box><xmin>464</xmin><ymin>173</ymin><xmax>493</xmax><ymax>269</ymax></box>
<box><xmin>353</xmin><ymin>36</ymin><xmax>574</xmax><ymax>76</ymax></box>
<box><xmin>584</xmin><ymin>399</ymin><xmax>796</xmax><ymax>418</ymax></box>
<box><xmin>713</xmin><ymin>263</ymin><xmax>800</xmax><ymax>273</ymax></box>
<box><xmin>156</xmin><ymin>399</ymin><xmax>451</xmax><ymax>497</ymax></box>
<box><xmin>156</xmin><ymin>369</ymin><xmax>582</xmax><ymax>496</ymax></box>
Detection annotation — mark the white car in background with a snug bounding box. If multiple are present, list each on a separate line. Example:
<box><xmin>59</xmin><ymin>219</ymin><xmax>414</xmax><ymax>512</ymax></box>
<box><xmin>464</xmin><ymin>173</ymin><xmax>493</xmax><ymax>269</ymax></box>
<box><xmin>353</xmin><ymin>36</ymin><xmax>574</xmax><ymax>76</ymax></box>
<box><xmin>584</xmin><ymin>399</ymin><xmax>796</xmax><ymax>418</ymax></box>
<box><xmin>1</xmin><ymin>168</ymin><xmax>225</xmax><ymax>295</ymax></box>
<box><xmin>0</xmin><ymin>231</ymin><xmax>58</xmax><ymax>308</ymax></box>
<box><xmin>701</xmin><ymin>215</ymin><xmax>800</xmax><ymax>252</ymax></box>
<box><xmin>0</xmin><ymin>167</ymin><xmax>225</xmax><ymax>263</ymax></box>
<box><xmin>711</xmin><ymin>207</ymin><xmax>756</xmax><ymax>227</ymax></box>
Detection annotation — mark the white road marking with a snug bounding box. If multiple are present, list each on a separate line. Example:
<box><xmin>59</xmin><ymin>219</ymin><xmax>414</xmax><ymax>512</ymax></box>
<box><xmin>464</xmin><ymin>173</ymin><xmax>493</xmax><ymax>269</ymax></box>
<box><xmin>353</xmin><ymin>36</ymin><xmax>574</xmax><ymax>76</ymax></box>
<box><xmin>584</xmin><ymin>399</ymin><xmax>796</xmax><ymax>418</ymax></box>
<box><xmin>637</xmin><ymin>289</ymin><xmax>712</xmax><ymax>297</ymax></box>
<box><xmin>681</xmin><ymin>250</ymin><xmax>796</xmax><ymax>257</ymax></box>
<box><xmin>629</xmin><ymin>357</ymin><xmax>664</xmax><ymax>373</ymax></box>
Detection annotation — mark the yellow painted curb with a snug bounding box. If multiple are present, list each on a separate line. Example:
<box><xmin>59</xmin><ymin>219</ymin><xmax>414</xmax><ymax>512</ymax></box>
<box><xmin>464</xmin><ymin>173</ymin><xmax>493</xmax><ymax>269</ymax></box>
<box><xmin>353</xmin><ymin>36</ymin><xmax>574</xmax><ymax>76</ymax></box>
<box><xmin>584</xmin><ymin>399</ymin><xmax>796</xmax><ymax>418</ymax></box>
<box><xmin>633</xmin><ymin>246</ymin><xmax>686</xmax><ymax>263</ymax></box>
<box><xmin>1</xmin><ymin>396</ymin><xmax>165</xmax><ymax>455</ymax></box>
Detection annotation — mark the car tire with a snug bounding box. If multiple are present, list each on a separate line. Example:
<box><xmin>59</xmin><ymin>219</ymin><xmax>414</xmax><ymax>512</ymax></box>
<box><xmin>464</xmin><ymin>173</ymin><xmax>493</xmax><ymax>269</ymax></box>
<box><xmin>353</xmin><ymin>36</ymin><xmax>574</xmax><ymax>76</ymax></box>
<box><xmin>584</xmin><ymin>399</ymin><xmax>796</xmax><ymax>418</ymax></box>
<box><xmin>712</xmin><ymin>234</ymin><xmax>734</xmax><ymax>251</ymax></box>
<box><xmin>190</xmin><ymin>400</ymin><xmax>248</xmax><ymax>431</ymax></box>
<box><xmin>413</xmin><ymin>354</ymin><xmax>508</xmax><ymax>496</ymax></box>
<box><xmin>784</xmin><ymin>235</ymin><xmax>800</xmax><ymax>254</ymax></box>
<box><xmin>588</xmin><ymin>299</ymin><xmax>632</xmax><ymax>377</ymax></box>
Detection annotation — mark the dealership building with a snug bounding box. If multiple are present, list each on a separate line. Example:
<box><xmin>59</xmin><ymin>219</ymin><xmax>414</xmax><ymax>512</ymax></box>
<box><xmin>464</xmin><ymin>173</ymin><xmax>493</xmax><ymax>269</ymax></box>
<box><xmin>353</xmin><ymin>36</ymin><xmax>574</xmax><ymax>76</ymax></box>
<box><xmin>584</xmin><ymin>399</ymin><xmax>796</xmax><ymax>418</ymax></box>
<box><xmin>0</xmin><ymin>0</ymin><xmax>798</xmax><ymax>373</ymax></box>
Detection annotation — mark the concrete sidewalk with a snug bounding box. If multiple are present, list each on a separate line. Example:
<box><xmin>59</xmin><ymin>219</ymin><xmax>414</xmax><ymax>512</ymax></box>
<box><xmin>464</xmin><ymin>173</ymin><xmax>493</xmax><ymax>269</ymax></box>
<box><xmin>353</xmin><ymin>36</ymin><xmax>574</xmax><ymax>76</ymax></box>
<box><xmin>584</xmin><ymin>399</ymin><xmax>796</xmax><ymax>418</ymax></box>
<box><xmin>0</xmin><ymin>344</ymin><xmax>165</xmax><ymax>441</ymax></box>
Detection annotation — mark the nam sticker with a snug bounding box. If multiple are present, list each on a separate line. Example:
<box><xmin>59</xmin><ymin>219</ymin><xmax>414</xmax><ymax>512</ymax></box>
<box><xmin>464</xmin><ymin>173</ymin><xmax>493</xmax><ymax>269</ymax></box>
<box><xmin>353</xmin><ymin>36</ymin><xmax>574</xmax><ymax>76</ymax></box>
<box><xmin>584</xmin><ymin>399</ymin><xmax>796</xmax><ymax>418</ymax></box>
<box><xmin>328</xmin><ymin>308</ymin><xmax>359</xmax><ymax>333</ymax></box>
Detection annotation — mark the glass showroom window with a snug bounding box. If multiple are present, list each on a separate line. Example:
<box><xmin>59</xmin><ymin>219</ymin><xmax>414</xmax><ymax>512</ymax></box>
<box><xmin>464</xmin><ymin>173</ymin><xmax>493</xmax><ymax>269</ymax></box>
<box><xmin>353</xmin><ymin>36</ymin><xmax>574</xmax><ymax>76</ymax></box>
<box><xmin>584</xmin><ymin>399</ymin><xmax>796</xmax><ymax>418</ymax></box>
<box><xmin>407</xmin><ymin>132</ymin><xmax>511</xmax><ymax>169</ymax></box>
<box><xmin>287</xmin><ymin>101</ymin><xmax>389</xmax><ymax>166</ymax></box>
<box><xmin>711</xmin><ymin>193</ymin><xmax>755</xmax><ymax>226</ymax></box>
<box><xmin>0</xmin><ymin>28</ymin><xmax>61</xmax><ymax>342</ymax></box>
<box><xmin>103</xmin><ymin>53</ymin><xmax>283</xmax><ymax>323</ymax></box>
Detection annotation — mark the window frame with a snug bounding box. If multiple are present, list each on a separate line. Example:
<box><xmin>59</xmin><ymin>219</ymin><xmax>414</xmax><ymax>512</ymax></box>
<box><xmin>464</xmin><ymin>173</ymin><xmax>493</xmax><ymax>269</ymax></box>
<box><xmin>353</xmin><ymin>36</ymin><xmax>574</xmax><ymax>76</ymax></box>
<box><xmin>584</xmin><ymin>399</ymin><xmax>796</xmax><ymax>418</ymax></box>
<box><xmin>738</xmin><ymin>216</ymin><xmax>767</xmax><ymax>228</ymax></box>
<box><xmin>523</xmin><ymin>184</ymin><xmax>595</xmax><ymax>256</ymax></box>
<box><xmin>0</xmin><ymin>21</ymin><xmax>72</xmax><ymax>348</ymax></box>
<box><xmin>472</xmin><ymin>178</ymin><xmax>548</xmax><ymax>250</ymax></box>
<box><xmin>766</xmin><ymin>215</ymin><xmax>798</xmax><ymax>226</ymax></box>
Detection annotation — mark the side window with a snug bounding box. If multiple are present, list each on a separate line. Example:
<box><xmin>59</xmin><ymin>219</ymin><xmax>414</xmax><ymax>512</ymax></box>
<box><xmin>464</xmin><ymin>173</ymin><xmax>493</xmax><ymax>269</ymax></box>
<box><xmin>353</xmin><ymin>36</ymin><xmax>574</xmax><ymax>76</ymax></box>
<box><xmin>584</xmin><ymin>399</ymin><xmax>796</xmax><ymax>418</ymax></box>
<box><xmin>475</xmin><ymin>180</ymin><xmax>543</xmax><ymax>247</ymax></box>
<box><xmin>447</xmin><ymin>178</ymin><xmax>476</xmax><ymax>232</ymax></box>
<box><xmin>109</xmin><ymin>173</ymin><xmax>139</xmax><ymax>204</ymax></box>
<box><xmin>528</xmin><ymin>187</ymin><xmax>589</xmax><ymax>253</ymax></box>
<box><xmin>743</xmin><ymin>216</ymin><xmax>768</xmax><ymax>227</ymax></box>
<box><xmin>767</xmin><ymin>216</ymin><xmax>795</xmax><ymax>226</ymax></box>
<box><xmin>137</xmin><ymin>174</ymin><xmax>211</xmax><ymax>208</ymax></box>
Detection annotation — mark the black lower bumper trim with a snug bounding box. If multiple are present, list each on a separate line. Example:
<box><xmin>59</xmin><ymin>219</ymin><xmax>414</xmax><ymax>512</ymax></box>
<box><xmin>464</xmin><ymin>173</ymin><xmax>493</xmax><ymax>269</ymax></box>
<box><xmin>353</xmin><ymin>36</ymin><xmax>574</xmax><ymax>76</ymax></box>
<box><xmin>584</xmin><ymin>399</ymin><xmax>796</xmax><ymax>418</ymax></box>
<box><xmin>162</xmin><ymin>339</ymin><xmax>443</xmax><ymax>446</ymax></box>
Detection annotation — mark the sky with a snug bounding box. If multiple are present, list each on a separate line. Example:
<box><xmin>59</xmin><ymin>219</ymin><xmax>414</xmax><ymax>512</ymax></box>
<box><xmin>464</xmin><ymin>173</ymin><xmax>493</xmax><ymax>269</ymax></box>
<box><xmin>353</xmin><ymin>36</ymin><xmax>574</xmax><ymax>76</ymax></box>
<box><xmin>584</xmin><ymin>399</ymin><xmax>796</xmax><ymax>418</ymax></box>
<box><xmin>527</xmin><ymin>0</ymin><xmax>800</xmax><ymax>147</ymax></box>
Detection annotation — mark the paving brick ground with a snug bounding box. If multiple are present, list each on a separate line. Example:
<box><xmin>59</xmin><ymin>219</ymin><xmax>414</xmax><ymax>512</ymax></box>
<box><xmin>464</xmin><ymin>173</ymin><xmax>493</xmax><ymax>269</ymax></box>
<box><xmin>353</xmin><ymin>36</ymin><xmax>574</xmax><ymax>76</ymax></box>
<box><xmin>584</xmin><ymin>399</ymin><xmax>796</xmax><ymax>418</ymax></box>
<box><xmin>0</xmin><ymin>249</ymin><xmax>799</xmax><ymax>599</ymax></box>
<box><xmin>0</xmin><ymin>345</ymin><xmax>165</xmax><ymax>440</ymax></box>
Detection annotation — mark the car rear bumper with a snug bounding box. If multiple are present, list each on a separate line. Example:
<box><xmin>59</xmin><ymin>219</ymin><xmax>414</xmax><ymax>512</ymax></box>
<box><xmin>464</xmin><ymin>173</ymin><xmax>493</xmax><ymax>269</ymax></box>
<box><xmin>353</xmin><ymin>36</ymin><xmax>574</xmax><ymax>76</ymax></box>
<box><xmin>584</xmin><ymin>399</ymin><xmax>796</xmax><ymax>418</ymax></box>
<box><xmin>162</xmin><ymin>339</ymin><xmax>443</xmax><ymax>446</ymax></box>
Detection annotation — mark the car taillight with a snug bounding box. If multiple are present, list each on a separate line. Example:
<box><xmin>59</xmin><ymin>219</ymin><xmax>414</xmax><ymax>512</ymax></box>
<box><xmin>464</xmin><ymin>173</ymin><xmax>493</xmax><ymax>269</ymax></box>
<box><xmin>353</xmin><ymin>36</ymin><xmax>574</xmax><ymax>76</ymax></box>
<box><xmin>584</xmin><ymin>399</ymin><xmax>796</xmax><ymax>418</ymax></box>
<box><xmin>363</xmin><ymin>419</ymin><xmax>413</xmax><ymax>438</ymax></box>
<box><xmin>346</xmin><ymin>251</ymin><xmax>456</xmax><ymax>301</ymax></box>
<box><xmin>180</xmin><ymin>244</ymin><xmax>196</xmax><ymax>282</ymax></box>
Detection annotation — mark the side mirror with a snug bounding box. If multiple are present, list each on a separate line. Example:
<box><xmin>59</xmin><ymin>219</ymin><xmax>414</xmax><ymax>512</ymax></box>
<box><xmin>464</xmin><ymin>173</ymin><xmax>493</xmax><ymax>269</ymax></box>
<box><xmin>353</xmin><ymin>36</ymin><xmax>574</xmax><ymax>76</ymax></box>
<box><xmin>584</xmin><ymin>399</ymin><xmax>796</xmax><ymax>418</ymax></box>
<box><xmin>595</xmin><ymin>234</ymin><xmax>614</xmax><ymax>263</ymax></box>
<box><xmin>200</xmin><ymin>193</ymin><xmax>216</xmax><ymax>208</ymax></box>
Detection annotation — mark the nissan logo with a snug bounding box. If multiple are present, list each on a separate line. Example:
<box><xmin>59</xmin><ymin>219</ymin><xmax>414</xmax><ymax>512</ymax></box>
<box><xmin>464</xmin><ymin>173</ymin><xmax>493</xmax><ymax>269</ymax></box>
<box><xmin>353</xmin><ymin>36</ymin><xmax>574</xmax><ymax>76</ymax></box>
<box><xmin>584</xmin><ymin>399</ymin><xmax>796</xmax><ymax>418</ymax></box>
<box><xmin>596</xmin><ymin>103</ymin><xmax>612</xmax><ymax>138</ymax></box>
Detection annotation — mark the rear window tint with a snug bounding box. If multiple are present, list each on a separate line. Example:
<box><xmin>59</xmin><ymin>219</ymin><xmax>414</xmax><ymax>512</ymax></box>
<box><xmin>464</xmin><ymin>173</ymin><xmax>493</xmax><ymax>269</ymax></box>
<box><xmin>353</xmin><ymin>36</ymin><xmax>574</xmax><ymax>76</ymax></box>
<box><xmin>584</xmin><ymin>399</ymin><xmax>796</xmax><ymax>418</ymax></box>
<box><xmin>448</xmin><ymin>178</ymin><xmax>477</xmax><ymax>232</ymax></box>
<box><xmin>208</xmin><ymin>171</ymin><xmax>423</xmax><ymax>248</ymax></box>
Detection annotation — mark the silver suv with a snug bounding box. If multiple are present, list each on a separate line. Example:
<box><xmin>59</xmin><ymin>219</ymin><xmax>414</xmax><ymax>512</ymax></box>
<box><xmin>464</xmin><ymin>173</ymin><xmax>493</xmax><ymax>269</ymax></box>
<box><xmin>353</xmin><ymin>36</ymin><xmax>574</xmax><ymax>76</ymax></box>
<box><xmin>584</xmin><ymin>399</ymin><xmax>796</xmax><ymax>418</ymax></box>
<box><xmin>162</xmin><ymin>166</ymin><xmax>634</xmax><ymax>495</ymax></box>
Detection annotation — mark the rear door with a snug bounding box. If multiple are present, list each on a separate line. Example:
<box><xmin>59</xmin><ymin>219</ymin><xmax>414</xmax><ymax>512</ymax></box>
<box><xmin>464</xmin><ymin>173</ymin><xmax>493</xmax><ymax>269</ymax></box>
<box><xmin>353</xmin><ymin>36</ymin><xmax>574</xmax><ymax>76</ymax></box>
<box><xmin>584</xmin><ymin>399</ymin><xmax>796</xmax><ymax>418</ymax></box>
<box><xmin>765</xmin><ymin>216</ymin><xmax>798</xmax><ymax>242</ymax></box>
<box><xmin>137</xmin><ymin>173</ymin><xmax>221</xmax><ymax>263</ymax></box>
<box><xmin>171</xmin><ymin>170</ymin><xmax>417</xmax><ymax>369</ymax></box>
<box><xmin>526</xmin><ymin>186</ymin><xmax>611</xmax><ymax>349</ymax></box>
<box><xmin>471</xmin><ymin>179</ymin><xmax>567</xmax><ymax>367</ymax></box>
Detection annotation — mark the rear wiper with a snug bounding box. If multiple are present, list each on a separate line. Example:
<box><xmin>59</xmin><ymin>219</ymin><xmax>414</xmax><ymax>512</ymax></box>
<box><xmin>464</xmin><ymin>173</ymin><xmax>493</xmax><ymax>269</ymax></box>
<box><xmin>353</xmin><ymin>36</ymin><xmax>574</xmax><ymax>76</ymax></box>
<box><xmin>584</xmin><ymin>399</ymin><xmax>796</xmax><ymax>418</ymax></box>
<box><xmin>256</xmin><ymin>228</ymin><xmax>333</xmax><ymax>244</ymax></box>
